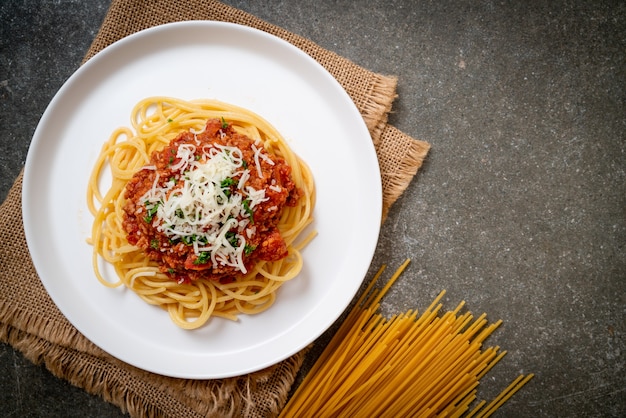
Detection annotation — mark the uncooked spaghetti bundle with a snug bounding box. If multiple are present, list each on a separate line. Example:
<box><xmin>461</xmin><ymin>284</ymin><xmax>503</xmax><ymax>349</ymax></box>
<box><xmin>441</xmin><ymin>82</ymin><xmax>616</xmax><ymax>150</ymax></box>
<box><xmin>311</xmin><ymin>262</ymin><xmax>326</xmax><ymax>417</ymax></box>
<box><xmin>280</xmin><ymin>260</ymin><xmax>533</xmax><ymax>417</ymax></box>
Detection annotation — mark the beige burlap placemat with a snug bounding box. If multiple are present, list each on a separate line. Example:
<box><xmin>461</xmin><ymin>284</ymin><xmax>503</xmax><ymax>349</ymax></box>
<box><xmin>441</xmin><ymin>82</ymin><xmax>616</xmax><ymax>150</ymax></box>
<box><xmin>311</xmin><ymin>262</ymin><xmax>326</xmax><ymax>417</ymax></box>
<box><xmin>0</xmin><ymin>0</ymin><xmax>429</xmax><ymax>416</ymax></box>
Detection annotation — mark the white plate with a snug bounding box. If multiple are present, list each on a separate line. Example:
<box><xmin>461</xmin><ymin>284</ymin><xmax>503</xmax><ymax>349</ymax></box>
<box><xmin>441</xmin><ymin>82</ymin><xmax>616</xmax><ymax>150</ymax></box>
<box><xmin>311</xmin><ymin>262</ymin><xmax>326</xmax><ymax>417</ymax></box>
<box><xmin>22</xmin><ymin>21</ymin><xmax>381</xmax><ymax>379</ymax></box>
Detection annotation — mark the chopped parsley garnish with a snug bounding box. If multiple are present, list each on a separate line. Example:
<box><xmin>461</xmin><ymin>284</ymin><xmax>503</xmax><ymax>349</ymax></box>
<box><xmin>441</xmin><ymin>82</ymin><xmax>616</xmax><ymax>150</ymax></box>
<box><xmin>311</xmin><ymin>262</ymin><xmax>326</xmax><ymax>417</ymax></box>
<box><xmin>150</xmin><ymin>239</ymin><xmax>159</xmax><ymax>250</ymax></box>
<box><xmin>244</xmin><ymin>244</ymin><xmax>256</xmax><ymax>255</ymax></box>
<box><xmin>144</xmin><ymin>202</ymin><xmax>161</xmax><ymax>223</ymax></box>
<box><xmin>220</xmin><ymin>177</ymin><xmax>236</xmax><ymax>197</ymax></box>
<box><xmin>167</xmin><ymin>118</ymin><xmax>173</xmax><ymax>123</ymax></box>
<box><xmin>221</xmin><ymin>117</ymin><xmax>228</xmax><ymax>129</ymax></box>
<box><xmin>180</xmin><ymin>234</ymin><xmax>209</xmax><ymax>246</ymax></box>
<box><xmin>242</xmin><ymin>199</ymin><xmax>254</xmax><ymax>223</ymax></box>
<box><xmin>194</xmin><ymin>251</ymin><xmax>210</xmax><ymax>265</ymax></box>
<box><xmin>221</xmin><ymin>177</ymin><xmax>236</xmax><ymax>188</ymax></box>
<box><xmin>225</xmin><ymin>231</ymin><xmax>239</xmax><ymax>248</ymax></box>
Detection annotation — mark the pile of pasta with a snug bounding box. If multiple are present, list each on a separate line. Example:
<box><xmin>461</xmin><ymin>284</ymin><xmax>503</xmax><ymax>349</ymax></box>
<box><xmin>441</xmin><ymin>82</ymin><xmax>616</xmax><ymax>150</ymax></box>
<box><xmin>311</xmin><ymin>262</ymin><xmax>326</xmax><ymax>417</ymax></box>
<box><xmin>280</xmin><ymin>260</ymin><xmax>532</xmax><ymax>417</ymax></box>
<box><xmin>87</xmin><ymin>97</ymin><xmax>315</xmax><ymax>329</ymax></box>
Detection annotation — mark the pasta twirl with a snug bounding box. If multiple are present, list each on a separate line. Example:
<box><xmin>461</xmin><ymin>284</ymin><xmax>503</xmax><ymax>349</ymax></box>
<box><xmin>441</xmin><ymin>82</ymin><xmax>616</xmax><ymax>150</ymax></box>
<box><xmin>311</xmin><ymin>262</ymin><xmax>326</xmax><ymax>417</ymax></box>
<box><xmin>87</xmin><ymin>97</ymin><xmax>315</xmax><ymax>329</ymax></box>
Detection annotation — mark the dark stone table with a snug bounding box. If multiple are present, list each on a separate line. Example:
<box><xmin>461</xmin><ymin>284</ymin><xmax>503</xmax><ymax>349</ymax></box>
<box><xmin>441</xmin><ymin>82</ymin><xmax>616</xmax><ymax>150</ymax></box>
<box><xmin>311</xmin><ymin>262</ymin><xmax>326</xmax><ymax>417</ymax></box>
<box><xmin>1</xmin><ymin>1</ymin><xmax>624</xmax><ymax>416</ymax></box>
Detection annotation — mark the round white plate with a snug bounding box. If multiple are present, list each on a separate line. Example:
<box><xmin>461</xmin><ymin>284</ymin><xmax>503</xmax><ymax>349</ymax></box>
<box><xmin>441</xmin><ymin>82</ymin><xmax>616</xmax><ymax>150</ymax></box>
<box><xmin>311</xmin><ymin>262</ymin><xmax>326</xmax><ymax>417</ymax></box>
<box><xmin>22</xmin><ymin>21</ymin><xmax>381</xmax><ymax>379</ymax></box>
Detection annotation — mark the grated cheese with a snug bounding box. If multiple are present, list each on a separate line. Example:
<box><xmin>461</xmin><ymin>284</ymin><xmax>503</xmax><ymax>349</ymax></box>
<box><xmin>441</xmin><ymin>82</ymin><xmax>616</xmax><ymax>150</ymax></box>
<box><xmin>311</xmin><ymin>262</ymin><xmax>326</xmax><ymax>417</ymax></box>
<box><xmin>138</xmin><ymin>137</ymin><xmax>275</xmax><ymax>274</ymax></box>
<box><xmin>251</xmin><ymin>143</ymin><xmax>274</xmax><ymax>179</ymax></box>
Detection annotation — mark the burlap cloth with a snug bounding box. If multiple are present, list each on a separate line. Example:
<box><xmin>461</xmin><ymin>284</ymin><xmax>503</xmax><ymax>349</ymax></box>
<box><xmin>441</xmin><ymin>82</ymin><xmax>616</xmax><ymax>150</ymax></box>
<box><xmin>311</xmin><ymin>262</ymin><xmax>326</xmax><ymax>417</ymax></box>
<box><xmin>0</xmin><ymin>1</ymin><xmax>430</xmax><ymax>416</ymax></box>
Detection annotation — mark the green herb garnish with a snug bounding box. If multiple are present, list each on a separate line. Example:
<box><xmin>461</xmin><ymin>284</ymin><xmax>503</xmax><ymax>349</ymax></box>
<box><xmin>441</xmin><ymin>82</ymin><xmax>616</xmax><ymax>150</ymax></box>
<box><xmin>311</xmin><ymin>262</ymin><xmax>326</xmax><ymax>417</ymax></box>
<box><xmin>181</xmin><ymin>234</ymin><xmax>197</xmax><ymax>245</ymax></box>
<box><xmin>194</xmin><ymin>251</ymin><xmax>210</xmax><ymax>265</ymax></box>
<box><xmin>225</xmin><ymin>231</ymin><xmax>239</xmax><ymax>248</ymax></box>
<box><xmin>220</xmin><ymin>177</ymin><xmax>236</xmax><ymax>197</ymax></box>
<box><xmin>221</xmin><ymin>177</ymin><xmax>236</xmax><ymax>188</ymax></box>
<box><xmin>143</xmin><ymin>202</ymin><xmax>161</xmax><ymax>223</ymax></box>
<box><xmin>244</xmin><ymin>244</ymin><xmax>256</xmax><ymax>255</ymax></box>
<box><xmin>242</xmin><ymin>199</ymin><xmax>254</xmax><ymax>223</ymax></box>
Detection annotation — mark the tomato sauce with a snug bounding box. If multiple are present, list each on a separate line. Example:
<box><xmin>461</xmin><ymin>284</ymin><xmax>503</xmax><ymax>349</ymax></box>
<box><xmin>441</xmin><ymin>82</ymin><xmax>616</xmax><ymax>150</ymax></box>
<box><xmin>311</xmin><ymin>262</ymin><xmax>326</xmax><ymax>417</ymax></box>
<box><xmin>122</xmin><ymin>118</ymin><xmax>301</xmax><ymax>282</ymax></box>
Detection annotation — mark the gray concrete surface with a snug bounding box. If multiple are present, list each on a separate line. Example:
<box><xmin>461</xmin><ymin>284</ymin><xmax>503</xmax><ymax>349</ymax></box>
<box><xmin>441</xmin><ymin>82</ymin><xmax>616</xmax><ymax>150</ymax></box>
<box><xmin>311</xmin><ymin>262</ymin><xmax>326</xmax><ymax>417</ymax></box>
<box><xmin>1</xmin><ymin>1</ymin><xmax>624</xmax><ymax>416</ymax></box>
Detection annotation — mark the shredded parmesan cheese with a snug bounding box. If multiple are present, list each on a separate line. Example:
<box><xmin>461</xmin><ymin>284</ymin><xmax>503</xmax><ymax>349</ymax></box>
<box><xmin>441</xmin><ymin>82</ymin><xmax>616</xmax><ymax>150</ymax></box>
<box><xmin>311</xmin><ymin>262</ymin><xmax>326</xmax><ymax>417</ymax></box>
<box><xmin>138</xmin><ymin>141</ymin><xmax>274</xmax><ymax>274</ymax></box>
<box><xmin>251</xmin><ymin>143</ymin><xmax>274</xmax><ymax>179</ymax></box>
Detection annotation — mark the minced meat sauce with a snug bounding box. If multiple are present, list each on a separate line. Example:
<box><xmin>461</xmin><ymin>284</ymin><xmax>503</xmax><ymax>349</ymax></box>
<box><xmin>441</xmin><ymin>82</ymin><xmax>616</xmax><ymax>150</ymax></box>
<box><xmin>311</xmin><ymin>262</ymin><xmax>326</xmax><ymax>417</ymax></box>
<box><xmin>122</xmin><ymin>118</ymin><xmax>301</xmax><ymax>283</ymax></box>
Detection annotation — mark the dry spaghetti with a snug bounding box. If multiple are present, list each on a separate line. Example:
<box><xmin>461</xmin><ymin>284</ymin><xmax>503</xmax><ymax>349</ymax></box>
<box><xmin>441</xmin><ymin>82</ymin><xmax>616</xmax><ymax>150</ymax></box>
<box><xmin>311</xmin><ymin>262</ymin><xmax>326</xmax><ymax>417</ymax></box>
<box><xmin>280</xmin><ymin>259</ymin><xmax>532</xmax><ymax>417</ymax></box>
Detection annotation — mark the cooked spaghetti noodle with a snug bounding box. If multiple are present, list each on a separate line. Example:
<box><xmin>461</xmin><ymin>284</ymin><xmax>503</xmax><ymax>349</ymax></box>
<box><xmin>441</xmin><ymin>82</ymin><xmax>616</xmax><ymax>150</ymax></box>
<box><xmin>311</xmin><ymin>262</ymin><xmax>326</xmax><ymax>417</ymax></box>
<box><xmin>280</xmin><ymin>260</ymin><xmax>533</xmax><ymax>417</ymax></box>
<box><xmin>87</xmin><ymin>97</ymin><xmax>315</xmax><ymax>329</ymax></box>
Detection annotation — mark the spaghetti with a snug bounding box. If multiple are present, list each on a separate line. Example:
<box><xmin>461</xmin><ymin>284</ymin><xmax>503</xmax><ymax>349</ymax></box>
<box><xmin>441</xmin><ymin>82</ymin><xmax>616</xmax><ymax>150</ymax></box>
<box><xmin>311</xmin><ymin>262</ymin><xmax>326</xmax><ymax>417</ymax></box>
<box><xmin>87</xmin><ymin>97</ymin><xmax>315</xmax><ymax>329</ymax></box>
<box><xmin>280</xmin><ymin>260</ymin><xmax>533</xmax><ymax>417</ymax></box>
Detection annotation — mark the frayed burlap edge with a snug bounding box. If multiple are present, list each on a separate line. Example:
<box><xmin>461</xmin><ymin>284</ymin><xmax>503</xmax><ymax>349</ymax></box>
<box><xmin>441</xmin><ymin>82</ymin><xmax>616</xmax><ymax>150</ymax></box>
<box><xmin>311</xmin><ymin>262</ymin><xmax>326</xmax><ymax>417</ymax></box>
<box><xmin>0</xmin><ymin>320</ymin><xmax>307</xmax><ymax>418</ymax></box>
<box><xmin>361</xmin><ymin>75</ymin><xmax>398</xmax><ymax>147</ymax></box>
<box><xmin>377</xmin><ymin>125</ymin><xmax>431</xmax><ymax>220</ymax></box>
<box><xmin>0</xmin><ymin>301</ymin><xmax>105</xmax><ymax>358</ymax></box>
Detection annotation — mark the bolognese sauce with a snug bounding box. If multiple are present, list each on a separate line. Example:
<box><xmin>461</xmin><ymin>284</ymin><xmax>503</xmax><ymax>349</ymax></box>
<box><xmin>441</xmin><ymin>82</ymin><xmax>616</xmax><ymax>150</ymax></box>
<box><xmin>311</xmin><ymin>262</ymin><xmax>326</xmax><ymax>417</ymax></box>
<box><xmin>122</xmin><ymin>118</ymin><xmax>301</xmax><ymax>283</ymax></box>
